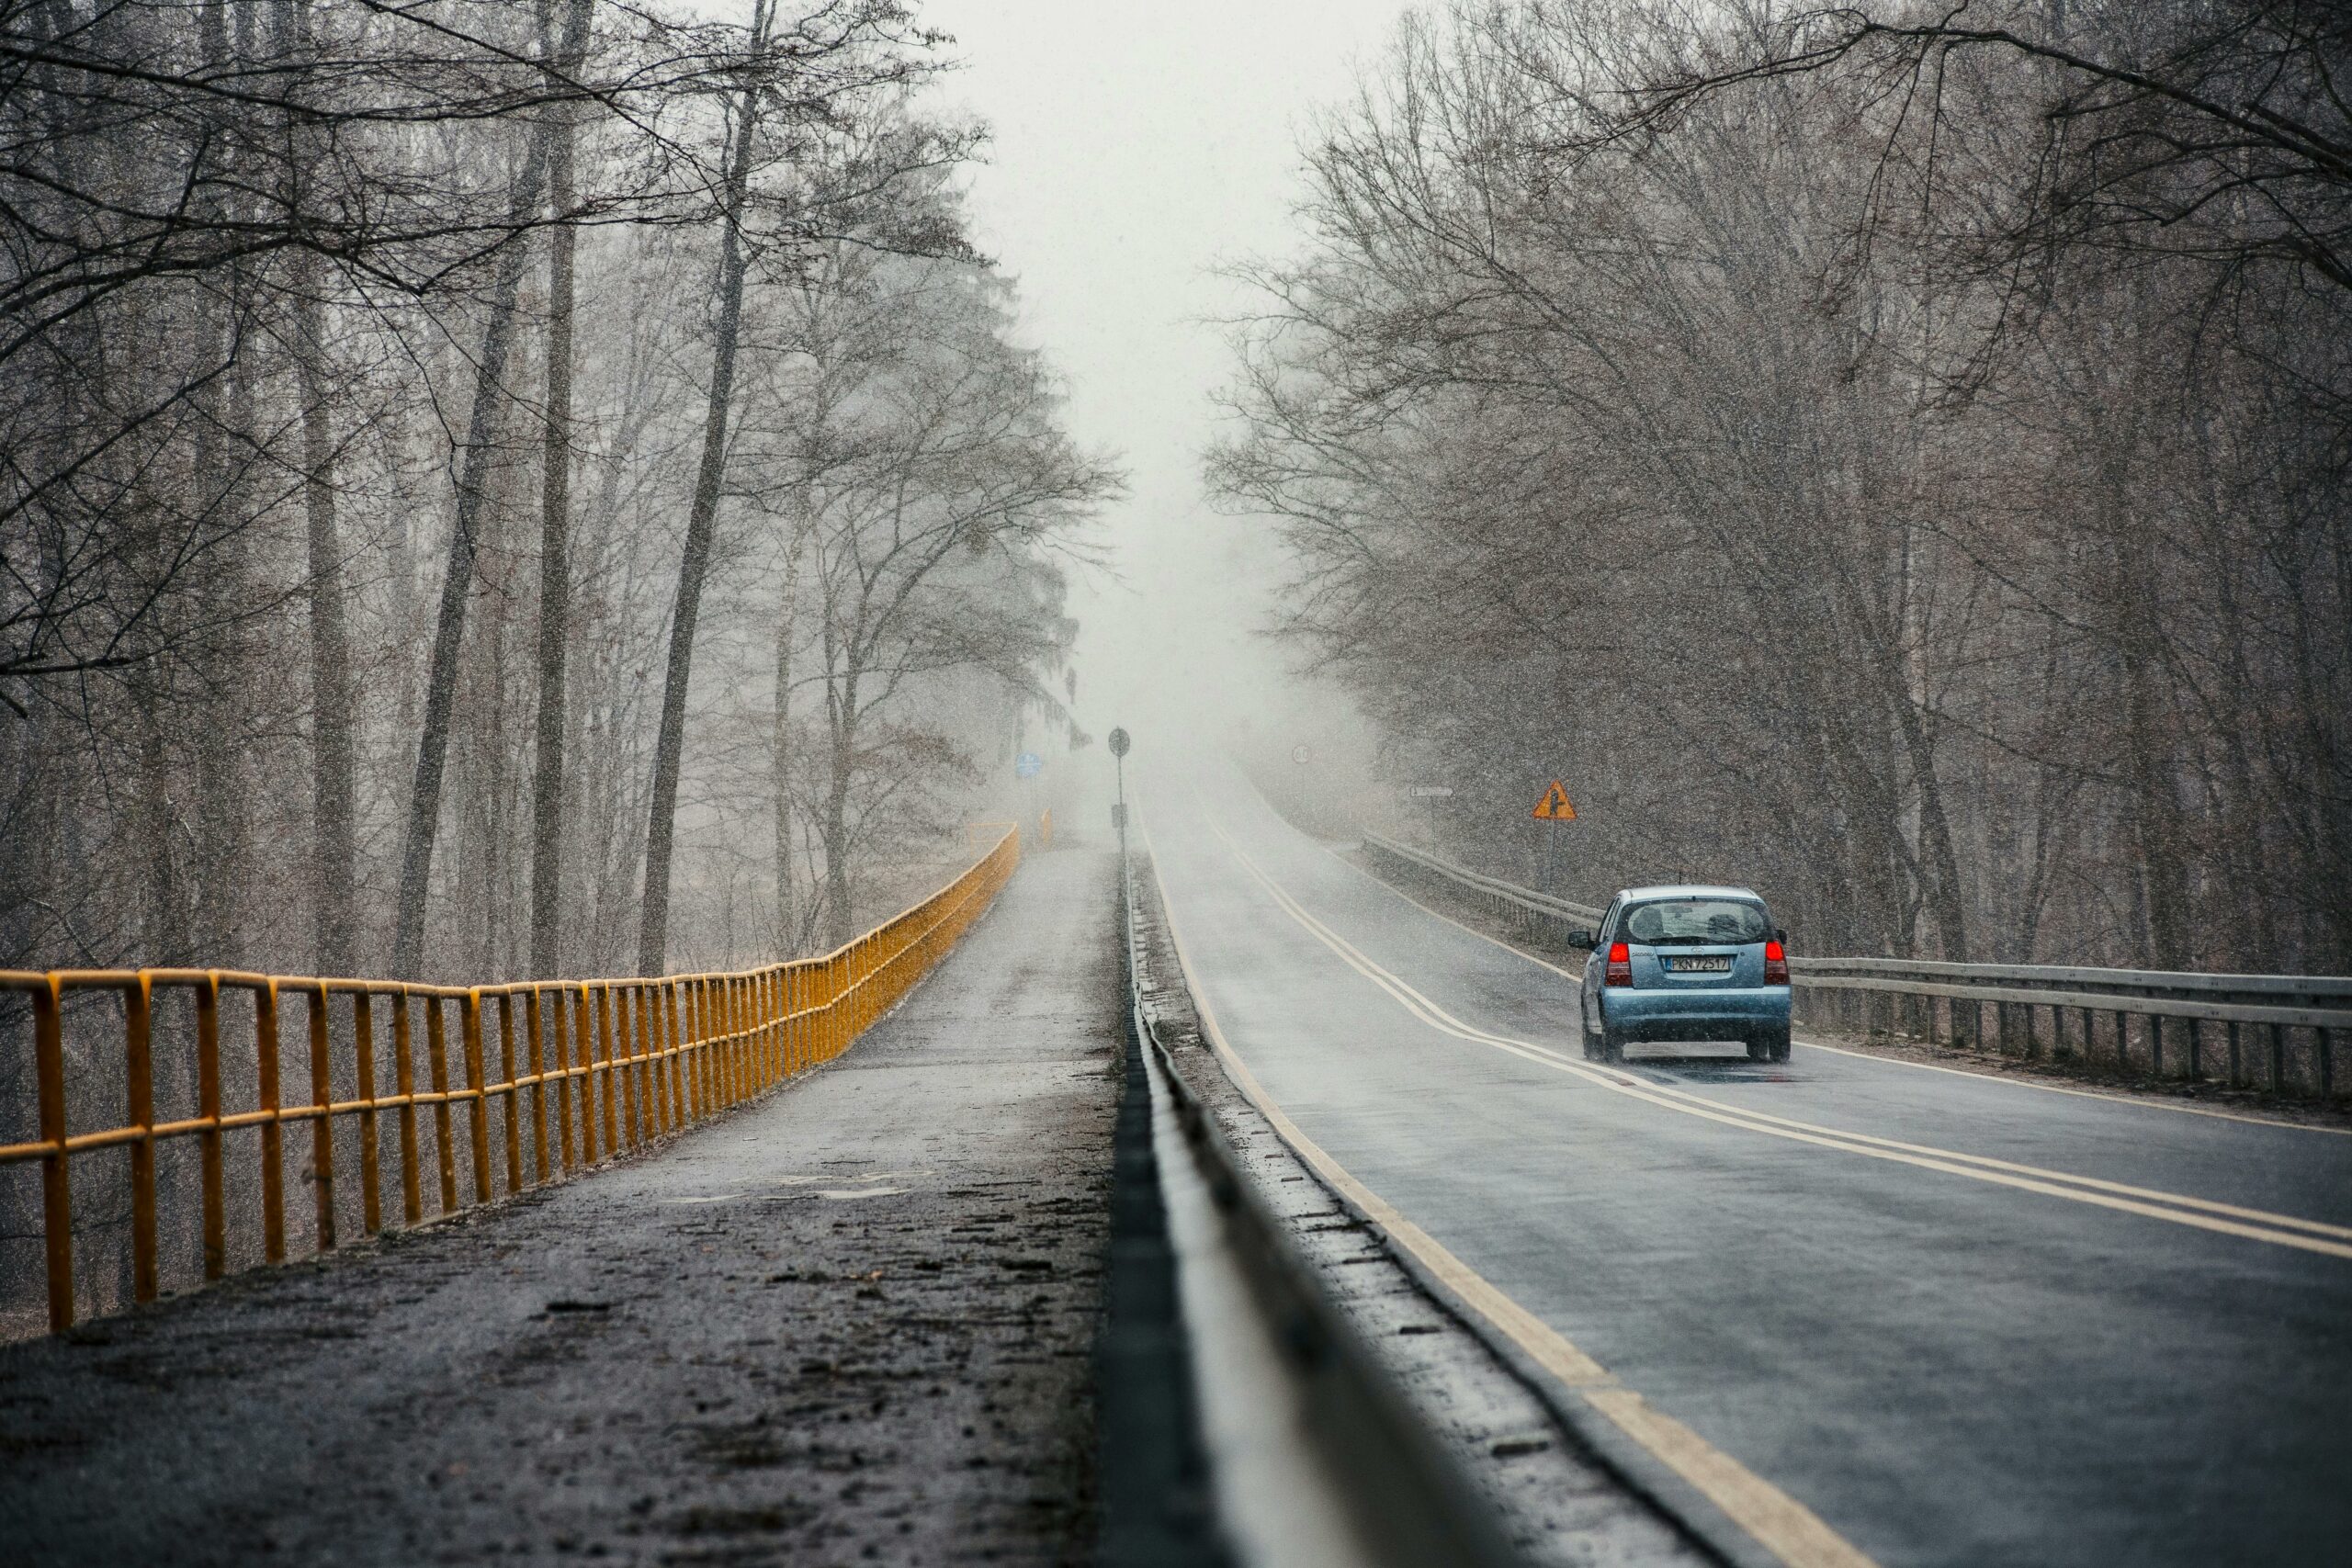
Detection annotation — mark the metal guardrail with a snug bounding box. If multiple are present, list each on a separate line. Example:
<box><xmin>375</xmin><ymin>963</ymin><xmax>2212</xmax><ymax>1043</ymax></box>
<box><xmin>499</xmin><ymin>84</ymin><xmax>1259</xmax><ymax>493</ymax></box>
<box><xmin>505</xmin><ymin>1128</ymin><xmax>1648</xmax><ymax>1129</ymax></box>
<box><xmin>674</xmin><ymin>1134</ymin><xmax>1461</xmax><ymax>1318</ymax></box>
<box><xmin>0</xmin><ymin>829</ymin><xmax>1021</xmax><ymax>1335</ymax></box>
<box><xmin>1110</xmin><ymin>838</ymin><xmax>1521</xmax><ymax>1567</ymax></box>
<box><xmin>1362</xmin><ymin>833</ymin><xmax>1603</xmax><ymax>927</ymax></box>
<box><xmin>1788</xmin><ymin>957</ymin><xmax>2352</xmax><ymax>1095</ymax></box>
<box><xmin>1357</xmin><ymin>832</ymin><xmax>2349</xmax><ymax>1097</ymax></box>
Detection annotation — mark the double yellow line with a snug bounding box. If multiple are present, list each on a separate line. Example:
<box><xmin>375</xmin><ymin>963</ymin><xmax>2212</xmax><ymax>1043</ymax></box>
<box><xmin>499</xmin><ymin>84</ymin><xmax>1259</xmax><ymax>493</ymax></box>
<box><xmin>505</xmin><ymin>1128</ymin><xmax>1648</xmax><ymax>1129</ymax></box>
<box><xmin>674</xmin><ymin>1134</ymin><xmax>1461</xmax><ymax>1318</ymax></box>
<box><xmin>1149</xmin><ymin>797</ymin><xmax>2352</xmax><ymax>1568</ymax></box>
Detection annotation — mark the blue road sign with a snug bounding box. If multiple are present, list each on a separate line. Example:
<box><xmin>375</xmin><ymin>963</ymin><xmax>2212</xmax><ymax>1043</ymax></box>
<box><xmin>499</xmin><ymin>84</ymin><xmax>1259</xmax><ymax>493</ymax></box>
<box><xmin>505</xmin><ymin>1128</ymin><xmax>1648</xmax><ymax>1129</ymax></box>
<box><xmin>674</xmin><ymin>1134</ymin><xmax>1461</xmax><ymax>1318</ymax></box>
<box><xmin>1015</xmin><ymin>750</ymin><xmax>1043</xmax><ymax>779</ymax></box>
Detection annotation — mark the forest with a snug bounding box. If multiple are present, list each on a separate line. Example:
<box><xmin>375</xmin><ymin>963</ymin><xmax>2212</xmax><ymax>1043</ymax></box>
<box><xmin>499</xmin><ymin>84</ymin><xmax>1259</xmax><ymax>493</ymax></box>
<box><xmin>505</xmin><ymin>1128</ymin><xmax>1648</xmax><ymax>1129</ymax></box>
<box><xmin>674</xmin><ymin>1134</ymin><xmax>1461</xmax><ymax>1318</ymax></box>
<box><xmin>1213</xmin><ymin>0</ymin><xmax>2351</xmax><ymax>971</ymax></box>
<box><xmin>0</xmin><ymin>0</ymin><xmax>1116</xmax><ymax>984</ymax></box>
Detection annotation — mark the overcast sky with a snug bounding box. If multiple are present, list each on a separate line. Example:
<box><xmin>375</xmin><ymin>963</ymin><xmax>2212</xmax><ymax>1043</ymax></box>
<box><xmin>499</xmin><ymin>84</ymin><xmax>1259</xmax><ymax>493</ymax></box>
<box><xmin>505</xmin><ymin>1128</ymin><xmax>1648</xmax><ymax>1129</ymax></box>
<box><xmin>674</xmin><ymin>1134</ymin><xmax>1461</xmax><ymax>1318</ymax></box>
<box><xmin>914</xmin><ymin>1</ymin><xmax>1412</xmax><ymax>752</ymax></box>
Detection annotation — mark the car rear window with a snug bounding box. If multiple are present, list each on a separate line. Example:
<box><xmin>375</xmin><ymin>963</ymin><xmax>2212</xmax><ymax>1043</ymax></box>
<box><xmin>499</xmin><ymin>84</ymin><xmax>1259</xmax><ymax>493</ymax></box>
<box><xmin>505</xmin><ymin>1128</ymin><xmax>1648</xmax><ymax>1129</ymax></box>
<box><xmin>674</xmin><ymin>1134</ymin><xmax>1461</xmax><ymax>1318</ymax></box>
<box><xmin>1620</xmin><ymin>898</ymin><xmax>1768</xmax><ymax>946</ymax></box>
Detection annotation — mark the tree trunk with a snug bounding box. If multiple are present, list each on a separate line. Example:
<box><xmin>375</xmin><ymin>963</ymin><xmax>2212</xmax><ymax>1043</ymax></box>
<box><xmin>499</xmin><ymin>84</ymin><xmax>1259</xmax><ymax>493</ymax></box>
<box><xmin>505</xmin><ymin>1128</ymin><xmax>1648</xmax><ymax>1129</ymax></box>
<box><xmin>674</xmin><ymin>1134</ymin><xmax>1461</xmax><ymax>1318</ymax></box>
<box><xmin>770</xmin><ymin>526</ymin><xmax>806</xmax><ymax>953</ymax></box>
<box><xmin>822</xmin><ymin>739</ymin><xmax>854</xmax><ymax>949</ymax></box>
<box><xmin>297</xmin><ymin>286</ymin><xmax>355</xmax><ymax>975</ymax></box>
<box><xmin>274</xmin><ymin>0</ymin><xmax>356</xmax><ymax>976</ymax></box>
<box><xmin>637</xmin><ymin>26</ymin><xmax>767</xmax><ymax>976</ymax></box>
<box><xmin>528</xmin><ymin>0</ymin><xmax>592</xmax><ymax>981</ymax></box>
<box><xmin>191</xmin><ymin>0</ymin><xmax>249</xmax><ymax>964</ymax></box>
<box><xmin>390</xmin><ymin>0</ymin><xmax>594</xmax><ymax>979</ymax></box>
<box><xmin>390</xmin><ymin>160</ymin><xmax>550</xmax><ymax>978</ymax></box>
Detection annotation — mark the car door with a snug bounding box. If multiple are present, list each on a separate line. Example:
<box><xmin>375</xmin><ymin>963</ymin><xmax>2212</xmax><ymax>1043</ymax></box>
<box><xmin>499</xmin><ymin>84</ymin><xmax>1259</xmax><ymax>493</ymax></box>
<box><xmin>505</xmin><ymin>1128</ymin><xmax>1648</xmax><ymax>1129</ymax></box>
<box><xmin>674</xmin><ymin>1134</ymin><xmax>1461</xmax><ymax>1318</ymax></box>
<box><xmin>1582</xmin><ymin>897</ymin><xmax>1622</xmax><ymax>1030</ymax></box>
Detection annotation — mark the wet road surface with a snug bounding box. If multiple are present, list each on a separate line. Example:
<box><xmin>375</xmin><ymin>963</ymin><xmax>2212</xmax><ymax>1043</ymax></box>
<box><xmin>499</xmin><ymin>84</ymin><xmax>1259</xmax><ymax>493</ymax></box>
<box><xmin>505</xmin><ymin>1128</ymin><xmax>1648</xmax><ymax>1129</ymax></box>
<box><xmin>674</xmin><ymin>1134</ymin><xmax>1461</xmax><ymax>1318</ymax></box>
<box><xmin>1144</xmin><ymin>761</ymin><xmax>2352</xmax><ymax>1568</ymax></box>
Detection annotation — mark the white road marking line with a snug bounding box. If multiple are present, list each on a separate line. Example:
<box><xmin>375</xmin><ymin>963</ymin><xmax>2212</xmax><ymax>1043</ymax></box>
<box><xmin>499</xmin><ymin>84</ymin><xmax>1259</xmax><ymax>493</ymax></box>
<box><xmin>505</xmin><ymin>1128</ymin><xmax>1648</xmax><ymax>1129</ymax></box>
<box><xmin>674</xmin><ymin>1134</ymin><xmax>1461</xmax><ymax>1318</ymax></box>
<box><xmin>1202</xmin><ymin>805</ymin><xmax>2352</xmax><ymax>1261</ymax></box>
<box><xmin>1317</xmin><ymin>837</ymin><xmax>2348</xmax><ymax>1140</ymax></box>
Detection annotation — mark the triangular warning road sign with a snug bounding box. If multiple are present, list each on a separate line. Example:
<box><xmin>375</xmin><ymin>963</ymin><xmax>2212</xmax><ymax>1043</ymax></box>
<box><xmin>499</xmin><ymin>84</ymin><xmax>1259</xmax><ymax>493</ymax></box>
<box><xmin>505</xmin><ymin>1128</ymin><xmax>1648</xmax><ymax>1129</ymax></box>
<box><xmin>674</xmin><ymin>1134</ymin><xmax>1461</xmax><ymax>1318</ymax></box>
<box><xmin>1532</xmin><ymin>780</ymin><xmax>1577</xmax><ymax>820</ymax></box>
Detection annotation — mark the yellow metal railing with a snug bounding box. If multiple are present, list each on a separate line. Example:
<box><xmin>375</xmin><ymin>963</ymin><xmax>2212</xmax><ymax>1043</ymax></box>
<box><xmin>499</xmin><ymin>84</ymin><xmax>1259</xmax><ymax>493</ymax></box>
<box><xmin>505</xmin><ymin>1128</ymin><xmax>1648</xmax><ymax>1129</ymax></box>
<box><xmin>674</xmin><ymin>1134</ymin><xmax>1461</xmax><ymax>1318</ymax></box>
<box><xmin>0</xmin><ymin>828</ymin><xmax>1020</xmax><ymax>1334</ymax></box>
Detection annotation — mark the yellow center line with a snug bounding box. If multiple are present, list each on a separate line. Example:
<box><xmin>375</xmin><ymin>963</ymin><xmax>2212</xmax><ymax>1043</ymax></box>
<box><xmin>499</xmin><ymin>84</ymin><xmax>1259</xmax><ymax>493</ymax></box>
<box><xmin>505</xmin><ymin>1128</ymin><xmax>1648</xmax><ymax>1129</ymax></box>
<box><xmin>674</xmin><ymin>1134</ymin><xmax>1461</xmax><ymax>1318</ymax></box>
<box><xmin>1208</xmin><ymin>813</ymin><xmax>2352</xmax><ymax>1261</ymax></box>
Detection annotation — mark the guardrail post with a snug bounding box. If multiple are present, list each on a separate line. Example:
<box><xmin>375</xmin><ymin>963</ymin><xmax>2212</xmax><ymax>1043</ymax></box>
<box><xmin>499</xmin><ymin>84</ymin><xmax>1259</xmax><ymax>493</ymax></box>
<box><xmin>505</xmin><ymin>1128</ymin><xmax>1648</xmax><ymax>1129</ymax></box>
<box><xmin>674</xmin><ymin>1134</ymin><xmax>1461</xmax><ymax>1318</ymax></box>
<box><xmin>712</xmin><ymin>977</ymin><xmax>729</xmax><ymax>1107</ymax></box>
<box><xmin>712</xmin><ymin>976</ymin><xmax>726</xmax><ymax>1107</ymax></box>
<box><xmin>393</xmin><ymin>992</ymin><xmax>422</xmax><ymax>1224</ymax></box>
<box><xmin>496</xmin><ymin>994</ymin><xmax>522</xmax><ymax>1193</ymax></box>
<box><xmin>524</xmin><ymin>988</ymin><xmax>550</xmax><ymax>1182</ymax></box>
<box><xmin>643</xmin><ymin>982</ymin><xmax>662</xmax><ymax>1129</ymax></box>
<box><xmin>307</xmin><ymin>985</ymin><xmax>337</xmax><ymax>1253</ymax></box>
<box><xmin>720</xmin><ymin>975</ymin><xmax>735</xmax><ymax>1105</ymax></box>
<box><xmin>257</xmin><ymin>980</ymin><xmax>287</xmax><ymax>1262</ymax></box>
<box><xmin>198</xmin><ymin>976</ymin><xmax>226</xmax><ymax>1273</ymax></box>
<box><xmin>757</xmin><ymin>970</ymin><xmax>774</xmax><ymax>1089</ymax></box>
<box><xmin>773</xmin><ymin>969</ymin><xmax>787</xmax><ymax>1081</ymax></box>
<box><xmin>424</xmin><ymin>995</ymin><xmax>457</xmax><ymax>1215</ymax></box>
<box><xmin>678</xmin><ymin>978</ymin><xmax>696</xmax><ymax>1118</ymax></box>
<box><xmin>35</xmin><ymin>976</ymin><xmax>73</xmax><ymax>1331</ymax></box>
<box><xmin>354</xmin><ymin>993</ymin><xmax>381</xmax><ymax>1235</ymax></box>
<box><xmin>664</xmin><ymin>982</ymin><xmax>685</xmax><ymax>1127</ymax></box>
<box><xmin>574</xmin><ymin>983</ymin><xmax>599</xmax><ymax>1166</ymax></box>
<box><xmin>614</xmin><ymin>986</ymin><xmax>639</xmax><ymax>1150</ymax></box>
<box><xmin>462</xmin><ymin>990</ymin><xmax>492</xmax><ymax>1205</ymax></box>
<box><xmin>595</xmin><ymin>984</ymin><xmax>618</xmax><ymax>1156</ymax></box>
<box><xmin>640</xmin><ymin>984</ymin><xmax>660</xmax><ymax>1139</ymax></box>
<box><xmin>126</xmin><ymin>975</ymin><xmax>158</xmax><ymax>1303</ymax></box>
<box><xmin>722</xmin><ymin>975</ymin><xmax>738</xmax><ymax>1105</ymax></box>
<box><xmin>548</xmin><ymin>987</ymin><xmax>575</xmax><ymax>1173</ymax></box>
<box><xmin>638</xmin><ymin>985</ymin><xmax>660</xmax><ymax>1138</ymax></box>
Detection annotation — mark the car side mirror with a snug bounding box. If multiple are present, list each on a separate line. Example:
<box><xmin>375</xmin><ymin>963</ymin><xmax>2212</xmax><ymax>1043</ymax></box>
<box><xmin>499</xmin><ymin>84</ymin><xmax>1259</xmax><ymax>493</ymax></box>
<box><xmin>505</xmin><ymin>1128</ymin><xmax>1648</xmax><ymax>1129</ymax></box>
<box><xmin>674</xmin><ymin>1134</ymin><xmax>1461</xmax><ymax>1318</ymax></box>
<box><xmin>1566</xmin><ymin>929</ymin><xmax>1598</xmax><ymax>951</ymax></box>
<box><xmin>1775</xmin><ymin>928</ymin><xmax>1789</xmax><ymax>944</ymax></box>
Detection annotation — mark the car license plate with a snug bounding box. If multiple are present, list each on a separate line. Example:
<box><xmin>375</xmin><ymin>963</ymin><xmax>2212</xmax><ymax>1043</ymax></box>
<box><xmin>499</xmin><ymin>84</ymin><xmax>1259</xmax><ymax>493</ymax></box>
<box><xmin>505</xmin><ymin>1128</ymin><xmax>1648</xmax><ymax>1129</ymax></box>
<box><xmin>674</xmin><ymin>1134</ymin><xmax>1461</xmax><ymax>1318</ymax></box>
<box><xmin>1668</xmin><ymin>955</ymin><xmax>1731</xmax><ymax>974</ymax></box>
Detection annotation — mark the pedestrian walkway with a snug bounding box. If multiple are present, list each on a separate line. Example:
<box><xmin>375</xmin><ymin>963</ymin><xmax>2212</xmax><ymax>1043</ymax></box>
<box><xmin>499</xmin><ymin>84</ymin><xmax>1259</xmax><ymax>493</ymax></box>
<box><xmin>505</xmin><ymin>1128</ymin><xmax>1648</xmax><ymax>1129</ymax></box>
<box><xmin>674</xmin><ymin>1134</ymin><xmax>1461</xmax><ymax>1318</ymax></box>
<box><xmin>0</xmin><ymin>848</ymin><xmax>1118</xmax><ymax>1567</ymax></box>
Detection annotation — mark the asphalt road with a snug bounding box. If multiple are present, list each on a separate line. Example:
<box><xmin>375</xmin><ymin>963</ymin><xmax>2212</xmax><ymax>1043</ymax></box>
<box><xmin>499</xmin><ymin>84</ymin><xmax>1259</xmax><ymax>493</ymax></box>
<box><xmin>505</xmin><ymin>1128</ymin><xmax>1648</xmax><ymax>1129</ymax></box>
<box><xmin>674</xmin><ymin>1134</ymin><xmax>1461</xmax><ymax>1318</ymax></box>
<box><xmin>0</xmin><ymin>847</ymin><xmax>1118</xmax><ymax>1568</ymax></box>
<box><xmin>1143</xmin><ymin>761</ymin><xmax>2352</xmax><ymax>1568</ymax></box>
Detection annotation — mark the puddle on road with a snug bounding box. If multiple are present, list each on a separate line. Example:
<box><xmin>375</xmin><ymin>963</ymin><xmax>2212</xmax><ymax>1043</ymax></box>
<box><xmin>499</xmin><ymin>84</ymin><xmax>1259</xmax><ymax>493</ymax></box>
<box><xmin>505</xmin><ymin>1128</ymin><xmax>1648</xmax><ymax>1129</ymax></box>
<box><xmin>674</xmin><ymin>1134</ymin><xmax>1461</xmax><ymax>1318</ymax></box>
<box><xmin>657</xmin><ymin>1170</ymin><xmax>926</xmax><ymax>1206</ymax></box>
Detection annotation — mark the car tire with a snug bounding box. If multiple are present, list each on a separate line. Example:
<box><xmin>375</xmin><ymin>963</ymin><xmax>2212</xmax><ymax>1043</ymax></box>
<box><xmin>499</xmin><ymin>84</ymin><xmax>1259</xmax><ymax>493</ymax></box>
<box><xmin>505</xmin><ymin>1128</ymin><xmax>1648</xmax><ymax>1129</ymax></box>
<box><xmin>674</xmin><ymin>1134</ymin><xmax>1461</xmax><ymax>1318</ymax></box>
<box><xmin>1599</xmin><ymin>1027</ymin><xmax>1626</xmax><ymax>1065</ymax></box>
<box><xmin>1750</xmin><ymin>1029</ymin><xmax>1791</xmax><ymax>1063</ymax></box>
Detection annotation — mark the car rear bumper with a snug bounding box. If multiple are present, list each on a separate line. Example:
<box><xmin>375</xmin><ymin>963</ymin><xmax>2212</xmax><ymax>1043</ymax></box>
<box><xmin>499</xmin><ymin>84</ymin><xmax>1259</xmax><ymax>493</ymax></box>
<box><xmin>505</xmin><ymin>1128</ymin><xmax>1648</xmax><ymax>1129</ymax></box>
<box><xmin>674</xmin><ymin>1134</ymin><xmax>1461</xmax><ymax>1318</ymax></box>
<box><xmin>1602</xmin><ymin>986</ymin><xmax>1790</xmax><ymax>1041</ymax></box>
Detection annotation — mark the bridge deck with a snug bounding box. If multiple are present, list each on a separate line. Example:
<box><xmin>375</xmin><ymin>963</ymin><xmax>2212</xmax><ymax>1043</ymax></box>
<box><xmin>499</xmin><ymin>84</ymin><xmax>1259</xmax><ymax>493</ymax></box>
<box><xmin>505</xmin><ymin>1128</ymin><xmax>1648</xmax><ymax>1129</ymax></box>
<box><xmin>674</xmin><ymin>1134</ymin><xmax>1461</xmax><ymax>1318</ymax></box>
<box><xmin>0</xmin><ymin>848</ymin><xmax>1117</xmax><ymax>1566</ymax></box>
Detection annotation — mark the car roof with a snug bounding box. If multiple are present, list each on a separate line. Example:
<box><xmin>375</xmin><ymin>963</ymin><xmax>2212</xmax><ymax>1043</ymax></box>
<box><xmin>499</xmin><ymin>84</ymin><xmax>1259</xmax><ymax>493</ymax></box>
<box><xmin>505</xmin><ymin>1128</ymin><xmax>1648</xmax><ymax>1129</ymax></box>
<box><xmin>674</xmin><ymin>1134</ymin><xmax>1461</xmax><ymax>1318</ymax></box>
<box><xmin>1616</xmin><ymin>884</ymin><xmax>1765</xmax><ymax>903</ymax></box>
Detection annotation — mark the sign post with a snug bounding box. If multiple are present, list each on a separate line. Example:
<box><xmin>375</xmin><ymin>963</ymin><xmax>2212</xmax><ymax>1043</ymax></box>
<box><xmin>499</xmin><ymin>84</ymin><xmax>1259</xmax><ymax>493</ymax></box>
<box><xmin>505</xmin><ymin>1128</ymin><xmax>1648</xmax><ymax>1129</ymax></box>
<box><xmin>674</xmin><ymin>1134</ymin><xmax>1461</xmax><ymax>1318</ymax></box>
<box><xmin>1108</xmin><ymin>727</ymin><xmax>1131</xmax><ymax>858</ymax></box>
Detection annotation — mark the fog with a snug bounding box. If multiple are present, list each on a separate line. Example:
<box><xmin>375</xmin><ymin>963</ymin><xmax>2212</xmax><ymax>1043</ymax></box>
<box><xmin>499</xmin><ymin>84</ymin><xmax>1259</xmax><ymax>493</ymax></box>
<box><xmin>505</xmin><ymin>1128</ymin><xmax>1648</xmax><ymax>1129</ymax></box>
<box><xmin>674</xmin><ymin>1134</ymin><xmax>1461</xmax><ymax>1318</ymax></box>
<box><xmin>918</xmin><ymin>0</ymin><xmax>1408</xmax><ymax>771</ymax></box>
<box><xmin>2</xmin><ymin>0</ymin><xmax>2344</xmax><ymax>982</ymax></box>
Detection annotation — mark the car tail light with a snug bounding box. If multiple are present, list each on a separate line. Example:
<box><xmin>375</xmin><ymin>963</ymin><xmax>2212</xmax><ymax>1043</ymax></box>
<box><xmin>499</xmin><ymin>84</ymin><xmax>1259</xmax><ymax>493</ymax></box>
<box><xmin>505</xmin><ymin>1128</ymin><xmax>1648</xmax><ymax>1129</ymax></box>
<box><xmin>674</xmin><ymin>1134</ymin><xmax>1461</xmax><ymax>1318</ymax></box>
<box><xmin>1764</xmin><ymin>940</ymin><xmax>1789</xmax><ymax>986</ymax></box>
<box><xmin>1605</xmin><ymin>942</ymin><xmax>1632</xmax><ymax>987</ymax></box>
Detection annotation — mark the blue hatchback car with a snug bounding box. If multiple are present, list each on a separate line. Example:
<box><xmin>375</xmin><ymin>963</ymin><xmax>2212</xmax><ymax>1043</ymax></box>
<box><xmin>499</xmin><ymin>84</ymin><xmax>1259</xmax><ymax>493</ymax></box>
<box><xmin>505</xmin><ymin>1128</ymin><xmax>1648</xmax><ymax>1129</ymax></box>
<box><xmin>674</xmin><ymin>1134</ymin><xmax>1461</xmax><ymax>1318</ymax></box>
<box><xmin>1568</xmin><ymin>885</ymin><xmax>1791</xmax><ymax>1063</ymax></box>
